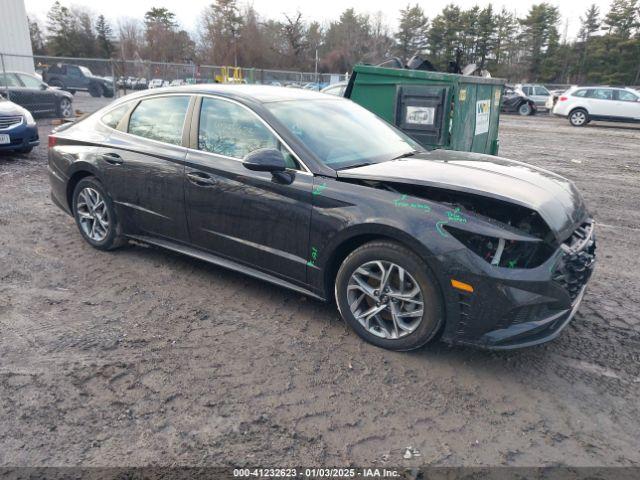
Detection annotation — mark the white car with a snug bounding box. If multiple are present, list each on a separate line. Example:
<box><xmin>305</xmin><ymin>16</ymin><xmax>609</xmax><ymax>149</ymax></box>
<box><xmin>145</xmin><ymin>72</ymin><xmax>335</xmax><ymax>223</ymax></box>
<box><xmin>169</xmin><ymin>79</ymin><xmax>186</xmax><ymax>87</ymax></box>
<box><xmin>148</xmin><ymin>78</ymin><xmax>165</xmax><ymax>89</ymax></box>
<box><xmin>321</xmin><ymin>81</ymin><xmax>347</xmax><ymax>96</ymax></box>
<box><xmin>552</xmin><ymin>86</ymin><xmax>640</xmax><ymax>127</ymax></box>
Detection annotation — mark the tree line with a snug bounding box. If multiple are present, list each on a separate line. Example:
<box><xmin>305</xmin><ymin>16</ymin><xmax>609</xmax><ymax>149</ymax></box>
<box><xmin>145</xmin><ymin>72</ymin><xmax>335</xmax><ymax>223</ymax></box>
<box><xmin>28</xmin><ymin>0</ymin><xmax>640</xmax><ymax>84</ymax></box>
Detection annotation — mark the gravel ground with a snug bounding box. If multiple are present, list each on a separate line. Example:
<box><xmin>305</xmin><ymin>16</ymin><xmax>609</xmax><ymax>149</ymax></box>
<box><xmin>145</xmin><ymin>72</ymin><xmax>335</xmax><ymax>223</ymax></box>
<box><xmin>0</xmin><ymin>110</ymin><xmax>639</xmax><ymax>468</ymax></box>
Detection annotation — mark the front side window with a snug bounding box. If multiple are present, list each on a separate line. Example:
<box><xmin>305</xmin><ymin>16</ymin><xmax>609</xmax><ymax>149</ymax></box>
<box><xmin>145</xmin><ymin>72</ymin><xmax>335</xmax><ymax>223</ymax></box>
<box><xmin>198</xmin><ymin>97</ymin><xmax>279</xmax><ymax>159</ymax></box>
<box><xmin>616</xmin><ymin>90</ymin><xmax>638</xmax><ymax>102</ymax></box>
<box><xmin>588</xmin><ymin>88</ymin><xmax>613</xmax><ymax>100</ymax></box>
<box><xmin>17</xmin><ymin>73</ymin><xmax>43</xmax><ymax>89</ymax></box>
<box><xmin>101</xmin><ymin>104</ymin><xmax>131</xmax><ymax>129</ymax></box>
<box><xmin>534</xmin><ymin>86</ymin><xmax>550</xmax><ymax>96</ymax></box>
<box><xmin>266</xmin><ymin>99</ymin><xmax>422</xmax><ymax>170</ymax></box>
<box><xmin>128</xmin><ymin>96</ymin><xmax>190</xmax><ymax>145</ymax></box>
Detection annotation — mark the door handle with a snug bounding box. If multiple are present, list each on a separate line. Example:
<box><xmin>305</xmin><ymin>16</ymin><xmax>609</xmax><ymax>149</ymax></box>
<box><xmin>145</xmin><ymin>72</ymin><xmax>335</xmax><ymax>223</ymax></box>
<box><xmin>186</xmin><ymin>171</ymin><xmax>217</xmax><ymax>186</ymax></box>
<box><xmin>102</xmin><ymin>152</ymin><xmax>123</xmax><ymax>165</ymax></box>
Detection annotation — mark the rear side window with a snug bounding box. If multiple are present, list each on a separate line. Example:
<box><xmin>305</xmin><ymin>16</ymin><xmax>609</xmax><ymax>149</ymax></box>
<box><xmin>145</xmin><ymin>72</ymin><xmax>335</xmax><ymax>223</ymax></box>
<box><xmin>198</xmin><ymin>97</ymin><xmax>279</xmax><ymax>159</ymax></box>
<box><xmin>587</xmin><ymin>88</ymin><xmax>613</xmax><ymax>100</ymax></box>
<box><xmin>0</xmin><ymin>73</ymin><xmax>20</xmax><ymax>87</ymax></box>
<box><xmin>572</xmin><ymin>89</ymin><xmax>588</xmax><ymax>97</ymax></box>
<box><xmin>101</xmin><ymin>104</ymin><xmax>131</xmax><ymax>129</ymax></box>
<box><xmin>128</xmin><ymin>96</ymin><xmax>190</xmax><ymax>145</ymax></box>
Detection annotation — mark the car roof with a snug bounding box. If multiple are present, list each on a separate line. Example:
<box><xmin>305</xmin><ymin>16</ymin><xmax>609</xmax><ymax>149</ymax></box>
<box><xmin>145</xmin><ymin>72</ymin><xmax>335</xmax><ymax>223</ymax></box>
<box><xmin>117</xmin><ymin>84</ymin><xmax>336</xmax><ymax>104</ymax></box>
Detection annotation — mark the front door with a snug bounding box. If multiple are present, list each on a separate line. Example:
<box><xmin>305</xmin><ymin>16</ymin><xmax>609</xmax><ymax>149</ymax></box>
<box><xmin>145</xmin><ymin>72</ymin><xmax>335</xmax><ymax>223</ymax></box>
<box><xmin>104</xmin><ymin>95</ymin><xmax>193</xmax><ymax>242</ymax></box>
<box><xmin>184</xmin><ymin>96</ymin><xmax>313</xmax><ymax>284</ymax></box>
<box><xmin>613</xmin><ymin>89</ymin><xmax>640</xmax><ymax>120</ymax></box>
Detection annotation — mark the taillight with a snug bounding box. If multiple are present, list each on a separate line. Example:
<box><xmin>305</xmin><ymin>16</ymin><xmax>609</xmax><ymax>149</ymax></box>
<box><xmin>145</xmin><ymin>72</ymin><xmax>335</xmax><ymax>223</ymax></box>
<box><xmin>48</xmin><ymin>136</ymin><xmax>57</xmax><ymax>148</ymax></box>
<box><xmin>559</xmin><ymin>96</ymin><xmax>568</xmax><ymax>102</ymax></box>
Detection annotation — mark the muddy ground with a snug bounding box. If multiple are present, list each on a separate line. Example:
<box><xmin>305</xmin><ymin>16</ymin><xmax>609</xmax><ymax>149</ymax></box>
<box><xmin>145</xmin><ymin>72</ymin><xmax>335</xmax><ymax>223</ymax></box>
<box><xmin>1</xmin><ymin>109</ymin><xmax>639</xmax><ymax>467</ymax></box>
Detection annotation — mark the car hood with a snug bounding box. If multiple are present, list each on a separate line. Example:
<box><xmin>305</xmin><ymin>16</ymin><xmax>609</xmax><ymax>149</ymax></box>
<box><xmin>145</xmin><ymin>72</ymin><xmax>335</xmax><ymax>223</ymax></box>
<box><xmin>0</xmin><ymin>100</ymin><xmax>27</xmax><ymax>116</ymax></box>
<box><xmin>337</xmin><ymin>150</ymin><xmax>588</xmax><ymax>242</ymax></box>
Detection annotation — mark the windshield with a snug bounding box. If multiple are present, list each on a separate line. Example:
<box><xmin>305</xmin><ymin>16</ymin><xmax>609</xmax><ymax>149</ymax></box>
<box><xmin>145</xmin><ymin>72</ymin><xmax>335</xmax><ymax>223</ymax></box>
<box><xmin>79</xmin><ymin>66</ymin><xmax>93</xmax><ymax>76</ymax></box>
<box><xmin>265</xmin><ymin>99</ymin><xmax>422</xmax><ymax>169</ymax></box>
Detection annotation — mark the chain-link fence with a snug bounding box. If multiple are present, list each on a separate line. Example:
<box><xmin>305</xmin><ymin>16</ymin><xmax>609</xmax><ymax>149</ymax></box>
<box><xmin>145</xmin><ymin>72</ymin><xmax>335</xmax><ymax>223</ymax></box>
<box><xmin>1</xmin><ymin>52</ymin><xmax>347</xmax><ymax>118</ymax></box>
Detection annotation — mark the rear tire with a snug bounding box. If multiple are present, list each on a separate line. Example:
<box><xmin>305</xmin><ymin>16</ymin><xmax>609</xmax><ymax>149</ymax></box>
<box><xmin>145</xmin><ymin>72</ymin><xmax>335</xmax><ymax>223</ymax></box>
<box><xmin>72</xmin><ymin>177</ymin><xmax>125</xmax><ymax>250</ymax></box>
<box><xmin>518</xmin><ymin>102</ymin><xmax>532</xmax><ymax>116</ymax></box>
<box><xmin>335</xmin><ymin>241</ymin><xmax>444</xmax><ymax>351</ymax></box>
<box><xmin>569</xmin><ymin>108</ymin><xmax>589</xmax><ymax>127</ymax></box>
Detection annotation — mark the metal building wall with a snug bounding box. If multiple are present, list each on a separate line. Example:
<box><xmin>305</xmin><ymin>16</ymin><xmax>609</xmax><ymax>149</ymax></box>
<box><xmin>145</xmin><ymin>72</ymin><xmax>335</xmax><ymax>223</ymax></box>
<box><xmin>0</xmin><ymin>0</ymin><xmax>35</xmax><ymax>73</ymax></box>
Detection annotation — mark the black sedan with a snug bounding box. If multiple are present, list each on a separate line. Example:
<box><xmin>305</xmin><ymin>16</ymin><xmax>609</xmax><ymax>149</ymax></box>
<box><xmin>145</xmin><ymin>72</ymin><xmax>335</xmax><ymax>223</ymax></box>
<box><xmin>501</xmin><ymin>85</ymin><xmax>537</xmax><ymax>116</ymax></box>
<box><xmin>0</xmin><ymin>97</ymin><xmax>39</xmax><ymax>153</ymax></box>
<box><xmin>0</xmin><ymin>71</ymin><xmax>73</xmax><ymax>118</ymax></box>
<box><xmin>48</xmin><ymin>85</ymin><xmax>596</xmax><ymax>351</ymax></box>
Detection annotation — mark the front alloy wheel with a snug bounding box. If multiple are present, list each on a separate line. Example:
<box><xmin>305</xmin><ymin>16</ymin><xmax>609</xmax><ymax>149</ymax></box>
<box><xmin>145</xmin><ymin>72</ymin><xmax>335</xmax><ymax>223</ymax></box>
<box><xmin>347</xmin><ymin>261</ymin><xmax>424</xmax><ymax>339</ymax></box>
<box><xmin>335</xmin><ymin>241</ymin><xmax>443</xmax><ymax>351</ymax></box>
<box><xmin>58</xmin><ymin>98</ymin><xmax>72</xmax><ymax>118</ymax></box>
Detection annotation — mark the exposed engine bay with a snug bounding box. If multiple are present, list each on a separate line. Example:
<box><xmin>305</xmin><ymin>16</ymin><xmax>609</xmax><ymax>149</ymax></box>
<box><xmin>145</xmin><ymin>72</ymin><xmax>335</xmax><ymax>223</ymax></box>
<box><xmin>349</xmin><ymin>179</ymin><xmax>558</xmax><ymax>269</ymax></box>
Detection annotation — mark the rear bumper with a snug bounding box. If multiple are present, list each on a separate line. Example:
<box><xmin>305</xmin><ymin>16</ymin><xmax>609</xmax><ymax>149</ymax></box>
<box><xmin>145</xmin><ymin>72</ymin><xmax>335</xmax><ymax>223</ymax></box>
<box><xmin>0</xmin><ymin>123</ymin><xmax>39</xmax><ymax>151</ymax></box>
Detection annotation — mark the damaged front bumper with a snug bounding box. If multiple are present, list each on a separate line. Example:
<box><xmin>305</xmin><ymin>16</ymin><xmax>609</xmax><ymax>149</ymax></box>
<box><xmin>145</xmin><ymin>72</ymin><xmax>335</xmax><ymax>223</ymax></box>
<box><xmin>439</xmin><ymin>221</ymin><xmax>597</xmax><ymax>349</ymax></box>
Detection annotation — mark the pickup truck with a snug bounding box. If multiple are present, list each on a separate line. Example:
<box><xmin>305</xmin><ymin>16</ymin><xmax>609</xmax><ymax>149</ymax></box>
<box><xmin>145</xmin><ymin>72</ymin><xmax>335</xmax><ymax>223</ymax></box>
<box><xmin>43</xmin><ymin>64</ymin><xmax>114</xmax><ymax>98</ymax></box>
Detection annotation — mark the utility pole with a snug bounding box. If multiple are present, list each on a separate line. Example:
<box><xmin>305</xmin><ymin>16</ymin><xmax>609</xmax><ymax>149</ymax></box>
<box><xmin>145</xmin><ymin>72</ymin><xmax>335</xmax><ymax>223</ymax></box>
<box><xmin>314</xmin><ymin>48</ymin><xmax>318</xmax><ymax>84</ymax></box>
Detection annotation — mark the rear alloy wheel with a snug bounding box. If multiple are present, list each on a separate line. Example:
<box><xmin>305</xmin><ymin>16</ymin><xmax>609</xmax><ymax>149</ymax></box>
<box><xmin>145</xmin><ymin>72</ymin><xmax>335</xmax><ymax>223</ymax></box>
<box><xmin>73</xmin><ymin>177</ymin><xmax>124</xmax><ymax>250</ymax></box>
<box><xmin>335</xmin><ymin>241</ymin><xmax>443</xmax><ymax>351</ymax></box>
<box><xmin>569</xmin><ymin>109</ymin><xmax>588</xmax><ymax>127</ymax></box>
<box><xmin>518</xmin><ymin>102</ymin><xmax>532</xmax><ymax>116</ymax></box>
<box><xmin>58</xmin><ymin>98</ymin><xmax>73</xmax><ymax>118</ymax></box>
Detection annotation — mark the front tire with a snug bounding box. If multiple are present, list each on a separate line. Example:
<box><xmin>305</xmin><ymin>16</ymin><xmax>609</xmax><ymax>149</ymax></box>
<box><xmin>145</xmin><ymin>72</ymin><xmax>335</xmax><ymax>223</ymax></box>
<box><xmin>72</xmin><ymin>177</ymin><xmax>124</xmax><ymax>250</ymax></box>
<box><xmin>57</xmin><ymin>98</ymin><xmax>73</xmax><ymax>118</ymax></box>
<box><xmin>569</xmin><ymin>108</ymin><xmax>589</xmax><ymax>127</ymax></box>
<box><xmin>335</xmin><ymin>241</ymin><xmax>444</xmax><ymax>351</ymax></box>
<box><xmin>88</xmin><ymin>83</ymin><xmax>102</xmax><ymax>97</ymax></box>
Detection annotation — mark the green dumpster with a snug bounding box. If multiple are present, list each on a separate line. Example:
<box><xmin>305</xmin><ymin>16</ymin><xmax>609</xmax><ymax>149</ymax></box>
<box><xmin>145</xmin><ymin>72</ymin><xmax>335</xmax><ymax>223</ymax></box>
<box><xmin>345</xmin><ymin>64</ymin><xmax>505</xmax><ymax>155</ymax></box>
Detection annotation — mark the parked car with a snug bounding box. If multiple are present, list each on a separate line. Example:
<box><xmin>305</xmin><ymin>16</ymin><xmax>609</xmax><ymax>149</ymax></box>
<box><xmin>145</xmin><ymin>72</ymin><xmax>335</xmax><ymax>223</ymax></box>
<box><xmin>321</xmin><ymin>81</ymin><xmax>347</xmax><ymax>96</ymax></box>
<box><xmin>553</xmin><ymin>86</ymin><xmax>640</xmax><ymax>127</ymax></box>
<box><xmin>133</xmin><ymin>78</ymin><xmax>148</xmax><ymax>90</ymax></box>
<box><xmin>169</xmin><ymin>79</ymin><xmax>186</xmax><ymax>87</ymax></box>
<box><xmin>48</xmin><ymin>85</ymin><xmax>596</xmax><ymax>351</ymax></box>
<box><xmin>43</xmin><ymin>63</ymin><xmax>114</xmax><ymax>98</ymax></box>
<box><xmin>148</xmin><ymin>79</ymin><xmax>165</xmax><ymax>89</ymax></box>
<box><xmin>0</xmin><ymin>97</ymin><xmax>39</xmax><ymax>154</ymax></box>
<box><xmin>0</xmin><ymin>71</ymin><xmax>73</xmax><ymax>118</ymax></box>
<box><xmin>515</xmin><ymin>84</ymin><xmax>552</xmax><ymax>111</ymax></box>
<box><xmin>545</xmin><ymin>88</ymin><xmax>571</xmax><ymax>110</ymax></box>
<box><xmin>501</xmin><ymin>85</ymin><xmax>537</xmax><ymax>116</ymax></box>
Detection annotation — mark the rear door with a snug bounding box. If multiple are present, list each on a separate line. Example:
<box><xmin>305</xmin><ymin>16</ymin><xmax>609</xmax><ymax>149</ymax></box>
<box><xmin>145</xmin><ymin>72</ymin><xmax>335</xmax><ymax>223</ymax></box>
<box><xmin>0</xmin><ymin>73</ymin><xmax>30</xmax><ymax>109</ymax></box>
<box><xmin>613</xmin><ymin>89</ymin><xmax>640</xmax><ymax>120</ymax></box>
<box><xmin>103</xmin><ymin>95</ymin><xmax>194</xmax><ymax>242</ymax></box>
<box><xmin>15</xmin><ymin>73</ymin><xmax>56</xmax><ymax>114</ymax></box>
<box><xmin>585</xmin><ymin>88</ymin><xmax>614</xmax><ymax>116</ymax></box>
<box><xmin>184</xmin><ymin>95</ymin><xmax>313</xmax><ymax>283</ymax></box>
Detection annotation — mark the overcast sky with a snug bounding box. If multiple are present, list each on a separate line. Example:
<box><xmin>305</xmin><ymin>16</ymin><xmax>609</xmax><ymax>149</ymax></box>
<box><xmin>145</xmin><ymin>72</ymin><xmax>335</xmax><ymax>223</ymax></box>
<box><xmin>25</xmin><ymin>0</ymin><xmax>614</xmax><ymax>39</ymax></box>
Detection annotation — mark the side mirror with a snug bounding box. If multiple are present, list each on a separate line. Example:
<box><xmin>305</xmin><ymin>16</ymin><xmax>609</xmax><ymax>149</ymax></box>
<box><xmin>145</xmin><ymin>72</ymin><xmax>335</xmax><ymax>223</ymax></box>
<box><xmin>243</xmin><ymin>148</ymin><xmax>286</xmax><ymax>173</ymax></box>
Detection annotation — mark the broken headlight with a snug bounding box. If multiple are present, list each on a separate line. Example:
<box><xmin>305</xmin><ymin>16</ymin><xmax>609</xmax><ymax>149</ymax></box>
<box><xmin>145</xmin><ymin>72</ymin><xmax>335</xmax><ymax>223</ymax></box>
<box><xmin>445</xmin><ymin>226</ymin><xmax>554</xmax><ymax>269</ymax></box>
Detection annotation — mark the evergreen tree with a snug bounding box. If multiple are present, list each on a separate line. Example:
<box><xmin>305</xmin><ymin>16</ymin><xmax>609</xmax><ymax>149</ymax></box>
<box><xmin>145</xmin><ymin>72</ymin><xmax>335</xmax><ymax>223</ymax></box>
<box><xmin>28</xmin><ymin>17</ymin><xmax>46</xmax><ymax>55</ymax></box>
<box><xmin>518</xmin><ymin>3</ymin><xmax>560</xmax><ymax>81</ymax></box>
<box><xmin>96</xmin><ymin>15</ymin><xmax>115</xmax><ymax>59</ymax></box>
<box><xmin>395</xmin><ymin>4</ymin><xmax>428</xmax><ymax>61</ymax></box>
